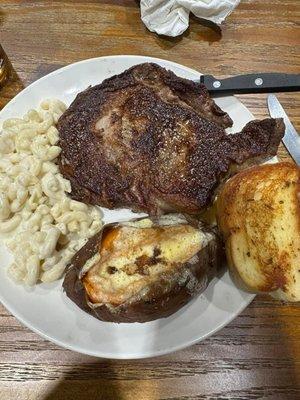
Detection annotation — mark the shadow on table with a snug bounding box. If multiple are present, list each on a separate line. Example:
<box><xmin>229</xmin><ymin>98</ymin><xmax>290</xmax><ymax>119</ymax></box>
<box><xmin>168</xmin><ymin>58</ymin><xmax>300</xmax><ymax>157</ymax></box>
<box><xmin>42</xmin><ymin>360</ymin><xmax>125</xmax><ymax>400</ymax></box>
<box><xmin>154</xmin><ymin>18</ymin><xmax>222</xmax><ymax>51</ymax></box>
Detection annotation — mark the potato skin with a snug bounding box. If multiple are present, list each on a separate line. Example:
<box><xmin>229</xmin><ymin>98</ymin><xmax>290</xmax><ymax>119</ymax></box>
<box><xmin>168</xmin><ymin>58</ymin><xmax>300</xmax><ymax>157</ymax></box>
<box><xmin>63</xmin><ymin>220</ymin><xmax>222</xmax><ymax>323</ymax></box>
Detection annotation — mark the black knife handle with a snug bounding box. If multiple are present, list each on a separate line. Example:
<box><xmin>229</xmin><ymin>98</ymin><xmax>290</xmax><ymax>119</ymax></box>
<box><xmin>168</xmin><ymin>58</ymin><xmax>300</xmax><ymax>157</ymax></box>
<box><xmin>200</xmin><ymin>73</ymin><xmax>300</xmax><ymax>95</ymax></box>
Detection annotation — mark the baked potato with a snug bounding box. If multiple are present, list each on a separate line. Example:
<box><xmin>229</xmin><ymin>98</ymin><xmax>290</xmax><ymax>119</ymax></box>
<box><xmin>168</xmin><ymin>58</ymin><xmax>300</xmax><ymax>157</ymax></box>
<box><xmin>217</xmin><ymin>162</ymin><xmax>300</xmax><ymax>302</ymax></box>
<box><xmin>63</xmin><ymin>214</ymin><xmax>222</xmax><ymax>323</ymax></box>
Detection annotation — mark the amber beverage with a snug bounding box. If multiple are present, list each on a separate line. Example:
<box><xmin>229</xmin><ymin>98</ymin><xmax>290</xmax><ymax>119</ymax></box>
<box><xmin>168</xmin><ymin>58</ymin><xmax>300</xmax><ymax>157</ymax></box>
<box><xmin>0</xmin><ymin>45</ymin><xmax>10</xmax><ymax>88</ymax></box>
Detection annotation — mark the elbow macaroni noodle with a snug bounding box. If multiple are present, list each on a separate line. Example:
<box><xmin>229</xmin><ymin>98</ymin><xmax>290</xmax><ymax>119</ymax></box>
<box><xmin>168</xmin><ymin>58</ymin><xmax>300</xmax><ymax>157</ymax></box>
<box><xmin>0</xmin><ymin>100</ymin><xmax>103</xmax><ymax>285</ymax></box>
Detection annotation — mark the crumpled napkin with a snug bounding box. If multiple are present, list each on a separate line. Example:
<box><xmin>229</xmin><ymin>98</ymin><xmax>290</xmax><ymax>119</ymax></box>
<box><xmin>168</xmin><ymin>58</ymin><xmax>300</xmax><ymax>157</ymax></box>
<box><xmin>141</xmin><ymin>0</ymin><xmax>240</xmax><ymax>37</ymax></box>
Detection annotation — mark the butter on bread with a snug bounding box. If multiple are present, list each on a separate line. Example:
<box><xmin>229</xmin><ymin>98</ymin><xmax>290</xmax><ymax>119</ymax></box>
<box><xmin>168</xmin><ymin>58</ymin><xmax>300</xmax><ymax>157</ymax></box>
<box><xmin>217</xmin><ymin>162</ymin><xmax>300</xmax><ymax>302</ymax></box>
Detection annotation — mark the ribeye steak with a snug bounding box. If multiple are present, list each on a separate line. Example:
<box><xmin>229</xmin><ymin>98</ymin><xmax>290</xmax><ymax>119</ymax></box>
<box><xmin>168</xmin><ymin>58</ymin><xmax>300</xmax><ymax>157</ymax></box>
<box><xmin>58</xmin><ymin>63</ymin><xmax>284</xmax><ymax>215</ymax></box>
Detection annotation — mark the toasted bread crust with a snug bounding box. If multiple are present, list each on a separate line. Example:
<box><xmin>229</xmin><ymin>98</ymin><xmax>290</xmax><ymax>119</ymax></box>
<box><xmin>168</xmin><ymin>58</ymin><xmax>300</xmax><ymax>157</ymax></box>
<box><xmin>217</xmin><ymin>162</ymin><xmax>300</xmax><ymax>301</ymax></box>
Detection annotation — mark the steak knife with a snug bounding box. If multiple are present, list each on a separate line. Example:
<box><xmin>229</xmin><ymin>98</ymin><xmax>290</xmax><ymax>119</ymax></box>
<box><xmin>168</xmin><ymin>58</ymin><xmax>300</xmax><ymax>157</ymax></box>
<box><xmin>267</xmin><ymin>94</ymin><xmax>300</xmax><ymax>165</ymax></box>
<box><xmin>200</xmin><ymin>73</ymin><xmax>300</xmax><ymax>95</ymax></box>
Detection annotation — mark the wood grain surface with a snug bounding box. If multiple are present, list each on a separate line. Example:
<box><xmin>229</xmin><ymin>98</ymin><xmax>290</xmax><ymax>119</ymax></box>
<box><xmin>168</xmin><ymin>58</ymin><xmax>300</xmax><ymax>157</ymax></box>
<box><xmin>0</xmin><ymin>1</ymin><xmax>300</xmax><ymax>399</ymax></box>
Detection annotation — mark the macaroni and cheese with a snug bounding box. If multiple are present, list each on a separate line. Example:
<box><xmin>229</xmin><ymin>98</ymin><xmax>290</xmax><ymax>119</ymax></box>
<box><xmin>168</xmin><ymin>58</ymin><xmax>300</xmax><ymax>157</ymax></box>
<box><xmin>0</xmin><ymin>100</ymin><xmax>102</xmax><ymax>285</ymax></box>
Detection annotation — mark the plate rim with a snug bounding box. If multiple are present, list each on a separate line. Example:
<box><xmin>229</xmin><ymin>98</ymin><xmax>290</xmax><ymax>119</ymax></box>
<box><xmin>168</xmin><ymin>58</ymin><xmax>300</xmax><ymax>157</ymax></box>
<box><xmin>0</xmin><ymin>55</ymin><xmax>256</xmax><ymax>359</ymax></box>
<box><xmin>0</xmin><ymin>287</ymin><xmax>255</xmax><ymax>359</ymax></box>
<box><xmin>1</xmin><ymin>55</ymin><xmax>205</xmax><ymax>117</ymax></box>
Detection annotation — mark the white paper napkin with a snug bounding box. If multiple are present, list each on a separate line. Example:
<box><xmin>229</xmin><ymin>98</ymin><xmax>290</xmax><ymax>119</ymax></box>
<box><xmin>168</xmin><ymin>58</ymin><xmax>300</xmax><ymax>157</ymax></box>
<box><xmin>141</xmin><ymin>0</ymin><xmax>240</xmax><ymax>37</ymax></box>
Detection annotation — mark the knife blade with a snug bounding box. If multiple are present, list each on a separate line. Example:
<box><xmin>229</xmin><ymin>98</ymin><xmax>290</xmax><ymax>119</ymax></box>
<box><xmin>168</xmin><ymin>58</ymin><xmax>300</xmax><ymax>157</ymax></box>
<box><xmin>199</xmin><ymin>73</ymin><xmax>300</xmax><ymax>95</ymax></box>
<box><xmin>267</xmin><ymin>94</ymin><xmax>300</xmax><ymax>165</ymax></box>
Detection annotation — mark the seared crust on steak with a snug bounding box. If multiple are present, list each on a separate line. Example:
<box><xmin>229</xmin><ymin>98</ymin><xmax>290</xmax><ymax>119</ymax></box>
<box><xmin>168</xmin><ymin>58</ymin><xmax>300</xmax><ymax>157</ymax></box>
<box><xmin>58</xmin><ymin>63</ymin><xmax>284</xmax><ymax>215</ymax></box>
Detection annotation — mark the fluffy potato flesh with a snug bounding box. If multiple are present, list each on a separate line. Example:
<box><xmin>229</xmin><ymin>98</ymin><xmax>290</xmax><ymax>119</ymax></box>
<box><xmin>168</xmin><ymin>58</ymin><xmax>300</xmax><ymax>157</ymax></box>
<box><xmin>217</xmin><ymin>162</ymin><xmax>300</xmax><ymax>301</ymax></box>
<box><xmin>83</xmin><ymin>219</ymin><xmax>208</xmax><ymax>305</ymax></box>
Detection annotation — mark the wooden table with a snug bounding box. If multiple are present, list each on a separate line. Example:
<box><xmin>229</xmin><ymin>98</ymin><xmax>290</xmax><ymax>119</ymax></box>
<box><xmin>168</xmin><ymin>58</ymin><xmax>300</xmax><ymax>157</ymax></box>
<box><xmin>1</xmin><ymin>1</ymin><xmax>299</xmax><ymax>399</ymax></box>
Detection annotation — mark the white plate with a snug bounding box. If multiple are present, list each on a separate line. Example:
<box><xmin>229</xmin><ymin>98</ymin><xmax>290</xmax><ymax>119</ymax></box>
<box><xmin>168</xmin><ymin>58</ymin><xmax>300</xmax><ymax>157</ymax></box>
<box><xmin>0</xmin><ymin>56</ymin><xmax>255</xmax><ymax>359</ymax></box>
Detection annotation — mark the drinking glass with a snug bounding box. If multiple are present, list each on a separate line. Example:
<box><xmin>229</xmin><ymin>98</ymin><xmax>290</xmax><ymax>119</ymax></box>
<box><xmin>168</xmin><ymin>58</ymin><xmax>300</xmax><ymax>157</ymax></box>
<box><xmin>0</xmin><ymin>45</ymin><xmax>10</xmax><ymax>88</ymax></box>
